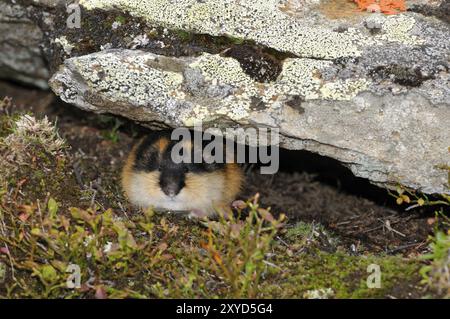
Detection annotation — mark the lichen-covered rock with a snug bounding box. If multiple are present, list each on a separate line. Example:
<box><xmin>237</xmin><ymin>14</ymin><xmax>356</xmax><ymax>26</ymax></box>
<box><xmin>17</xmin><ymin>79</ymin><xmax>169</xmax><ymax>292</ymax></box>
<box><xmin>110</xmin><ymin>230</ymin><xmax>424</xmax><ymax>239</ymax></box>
<box><xmin>50</xmin><ymin>47</ymin><xmax>449</xmax><ymax>194</ymax></box>
<box><xmin>0</xmin><ymin>1</ymin><xmax>50</xmax><ymax>88</ymax></box>
<box><xmin>5</xmin><ymin>0</ymin><xmax>450</xmax><ymax>194</ymax></box>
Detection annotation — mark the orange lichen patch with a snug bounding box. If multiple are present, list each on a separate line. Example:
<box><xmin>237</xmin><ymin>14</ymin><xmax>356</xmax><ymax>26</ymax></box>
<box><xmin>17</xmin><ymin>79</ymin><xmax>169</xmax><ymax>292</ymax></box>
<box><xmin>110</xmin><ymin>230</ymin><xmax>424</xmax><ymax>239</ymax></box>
<box><xmin>319</xmin><ymin>0</ymin><xmax>369</xmax><ymax>20</ymax></box>
<box><xmin>353</xmin><ymin>0</ymin><xmax>407</xmax><ymax>15</ymax></box>
<box><xmin>379</xmin><ymin>0</ymin><xmax>407</xmax><ymax>14</ymax></box>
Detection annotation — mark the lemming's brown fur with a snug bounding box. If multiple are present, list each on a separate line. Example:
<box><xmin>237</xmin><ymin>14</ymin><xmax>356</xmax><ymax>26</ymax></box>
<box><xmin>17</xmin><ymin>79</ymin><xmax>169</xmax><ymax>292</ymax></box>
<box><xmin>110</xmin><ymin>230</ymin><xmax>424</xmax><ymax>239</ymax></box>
<box><xmin>121</xmin><ymin>133</ymin><xmax>243</xmax><ymax>216</ymax></box>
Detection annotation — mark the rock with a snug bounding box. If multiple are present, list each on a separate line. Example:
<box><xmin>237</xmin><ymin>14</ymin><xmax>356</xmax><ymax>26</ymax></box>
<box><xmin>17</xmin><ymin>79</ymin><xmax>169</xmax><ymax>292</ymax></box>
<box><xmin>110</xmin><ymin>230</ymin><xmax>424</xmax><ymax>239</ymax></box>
<box><xmin>9</xmin><ymin>0</ymin><xmax>450</xmax><ymax>194</ymax></box>
<box><xmin>0</xmin><ymin>1</ymin><xmax>50</xmax><ymax>89</ymax></box>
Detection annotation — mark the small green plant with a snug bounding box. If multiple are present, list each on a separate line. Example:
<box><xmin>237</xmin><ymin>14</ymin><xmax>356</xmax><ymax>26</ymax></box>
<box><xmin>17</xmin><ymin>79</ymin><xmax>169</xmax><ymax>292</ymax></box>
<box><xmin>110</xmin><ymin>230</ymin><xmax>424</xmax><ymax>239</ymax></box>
<box><xmin>420</xmin><ymin>212</ymin><xmax>450</xmax><ymax>297</ymax></box>
<box><xmin>175</xmin><ymin>29</ymin><xmax>193</xmax><ymax>42</ymax></box>
<box><xmin>389</xmin><ymin>186</ymin><xmax>450</xmax><ymax>211</ymax></box>
<box><xmin>0</xmin><ymin>196</ymin><xmax>177</xmax><ymax>298</ymax></box>
<box><xmin>391</xmin><ymin>162</ymin><xmax>449</xmax><ymax>297</ymax></box>
<box><xmin>99</xmin><ymin>115</ymin><xmax>123</xmax><ymax>143</ymax></box>
<box><xmin>200</xmin><ymin>194</ymin><xmax>286</xmax><ymax>298</ymax></box>
<box><xmin>115</xmin><ymin>15</ymin><xmax>126</xmax><ymax>25</ymax></box>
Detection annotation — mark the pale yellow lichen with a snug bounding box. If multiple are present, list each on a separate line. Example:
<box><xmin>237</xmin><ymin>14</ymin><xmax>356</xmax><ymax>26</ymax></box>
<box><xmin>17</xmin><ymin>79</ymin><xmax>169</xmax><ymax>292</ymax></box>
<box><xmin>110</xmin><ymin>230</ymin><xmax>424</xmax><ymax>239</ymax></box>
<box><xmin>320</xmin><ymin>79</ymin><xmax>370</xmax><ymax>100</ymax></box>
<box><xmin>189</xmin><ymin>54</ymin><xmax>254</xmax><ymax>87</ymax></box>
<box><xmin>190</xmin><ymin>53</ymin><xmax>371</xmax><ymax>111</ymax></box>
<box><xmin>371</xmin><ymin>14</ymin><xmax>424</xmax><ymax>46</ymax></box>
<box><xmin>54</xmin><ymin>36</ymin><xmax>75</xmax><ymax>55</ymax></box>
<box><xmin>80</xmin><ymin>0</ymin><xmax>366</xmax><ymax>59</ymax></box>
<box><xmin>184</xmin><ymin>52</ymin><xmax>372</xmax><ymax>124</ymax></box>
<box><xmin>64</xmin><ymin>50</ymin><xmax>372</xmax><ymax>126</ymax></box>
<box><xmin>74</xmin><ymin>52</ymin><xmax>184</xmax><ymax>107</ymax></box>
<box><xmin>274</xmin><ymin>58</ymin><xmax>332</xmax><ymax>100</ymax></box>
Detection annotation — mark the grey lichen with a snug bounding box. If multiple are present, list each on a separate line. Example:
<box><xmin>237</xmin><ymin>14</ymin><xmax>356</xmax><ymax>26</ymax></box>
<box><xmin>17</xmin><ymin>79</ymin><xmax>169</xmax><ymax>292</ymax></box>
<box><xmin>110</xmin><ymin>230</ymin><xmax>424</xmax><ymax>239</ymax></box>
<box><xmin>74</xmin><ymin>51</ymin><xmax>184</xmax><ymax>107</ymax></box>
<box><xmin>79</xmin><ymin>0</ymin><xmax>369</xmax><ymax>59</ymax></box>
<box><xmin>51</xmin><ymin>50</ymin><xmax>372</xmax><ymax>127</ymax></box>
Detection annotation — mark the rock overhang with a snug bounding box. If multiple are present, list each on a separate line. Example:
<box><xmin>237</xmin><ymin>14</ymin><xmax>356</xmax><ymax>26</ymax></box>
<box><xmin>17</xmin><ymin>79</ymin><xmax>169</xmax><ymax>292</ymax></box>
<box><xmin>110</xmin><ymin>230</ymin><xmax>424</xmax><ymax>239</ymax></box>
<box><xmin>34</xmin><ymin>0</ymin><xmax>450</xmax><ymax>194</ymax></box>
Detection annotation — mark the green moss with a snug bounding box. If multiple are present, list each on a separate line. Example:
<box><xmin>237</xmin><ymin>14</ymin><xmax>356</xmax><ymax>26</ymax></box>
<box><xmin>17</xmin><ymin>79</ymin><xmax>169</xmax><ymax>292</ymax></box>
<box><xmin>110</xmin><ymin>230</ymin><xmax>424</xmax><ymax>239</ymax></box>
<box><xmin>0</xmin><ymin>113</ymin><xmax>21</xmax><ymax>138</ymax></box>
<box><xmin>259</xmin><ymin>248</ymin><xmax>421</xmax><ymax>298</ymax></box>
<box><xmin>174</xmin><ymin>29</ymin><xmax>193</xmax><ymax>42</ymax></box>
<box><xmin>115</xmin><ymin>15</ymin><xmax>127</xmax><ymax>24</ymax></box>
<box><xmin>286</xmin><ymin>221</ymin><xmax>327</xmax><ymax>240</ymax></box>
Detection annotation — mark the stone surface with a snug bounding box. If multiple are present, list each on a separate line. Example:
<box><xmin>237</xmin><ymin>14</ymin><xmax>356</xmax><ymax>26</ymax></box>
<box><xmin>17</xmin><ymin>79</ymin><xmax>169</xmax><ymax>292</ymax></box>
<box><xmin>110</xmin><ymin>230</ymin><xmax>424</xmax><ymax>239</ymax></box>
<box><xmin>0</xmin><ymin>1</ymin><xmax>49</xmax><ymax>88</ymax></box>
<box><xmin>2</xmin><ymin>0</ymin><xmax>450</xmax><ymax>194</ymax></box>
<box><xmin>50</xmin><ymin>47</ymin><xmax>449</xmax><ymax>194</ymax></box>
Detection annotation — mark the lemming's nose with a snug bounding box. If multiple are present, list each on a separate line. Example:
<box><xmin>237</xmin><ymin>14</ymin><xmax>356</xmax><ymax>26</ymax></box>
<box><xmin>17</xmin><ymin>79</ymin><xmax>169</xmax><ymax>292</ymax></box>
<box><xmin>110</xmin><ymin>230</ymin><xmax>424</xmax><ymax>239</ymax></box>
<box><xmin>162</xmin><ymin>183</ymin><xmax>179</xmax><ymax>198</ymax></box>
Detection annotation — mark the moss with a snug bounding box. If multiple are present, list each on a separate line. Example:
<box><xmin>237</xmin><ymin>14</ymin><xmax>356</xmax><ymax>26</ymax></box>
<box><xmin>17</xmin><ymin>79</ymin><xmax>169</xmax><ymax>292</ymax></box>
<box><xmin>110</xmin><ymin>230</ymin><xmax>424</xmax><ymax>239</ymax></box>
<box><xmin>0</xmin><ymin>114</ymin><xmax>14</xmax><ymax>138</ymax></box>
<box><xmin>115</xmin><ymin>15</ymin><xmax>127</xmax><ymax>24</ymax></box>
<box><xmin>371</xmin><ymin>64</ymin><xmax>434</xmax><ymax>87</ymax></box>
<box><xmin>0</xmin><ymin>115</ymin><xmax>81</xmax><ymax>208</ymax></box>
<box><xmin>222</xmin><ymin>45</ymin><xmax>283</xmax><ymax>83</ymax></box>
<box><xmin>259</xmin><ymin>247</ymin><xmax>421</xmax><ymax>298</ymax></box>
<box><xmin>174</xmin><ymin>29</ymin><xmax>193</xmax><ymax>42</ymax></box>
<box><xmin>0</xmin><ymin>98</ymin><xmax>20</xmax><ymax>138</ymax></box>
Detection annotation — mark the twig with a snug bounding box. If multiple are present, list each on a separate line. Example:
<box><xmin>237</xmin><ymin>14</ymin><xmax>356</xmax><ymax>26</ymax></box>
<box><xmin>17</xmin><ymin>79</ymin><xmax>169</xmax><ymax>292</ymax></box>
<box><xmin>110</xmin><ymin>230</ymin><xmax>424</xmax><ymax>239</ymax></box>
<box><xmin>382</xmin><ymin>219</ymin><xmax>406</xmax><ymax>237</ymax></box>
<box><xmin>386</xmin><ymin>242</ymin><xmax>421</xmax><ymax>254</ymax></box>
<box><xmin>263</xmin><ymin>260</ymin><xmax>284</xmax><ymax>272</ymax></box>
<box><xmin>72</xmin><ymin>162</ymin><xmax>85</xmax><ymax>190</ymax></box>
<box><xmin>0</xmin><ymin>213</ymin><xmax>16</xmax><ymax>281</ymax></box>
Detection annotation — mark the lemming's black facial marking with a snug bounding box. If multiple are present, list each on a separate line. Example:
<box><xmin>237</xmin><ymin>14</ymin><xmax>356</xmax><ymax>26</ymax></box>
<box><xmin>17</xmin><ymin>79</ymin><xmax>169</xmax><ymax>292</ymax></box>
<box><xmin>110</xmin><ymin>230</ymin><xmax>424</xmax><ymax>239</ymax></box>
<box><xmin>133</xmin><ymin>131</ymin><xmax>227</xmax><ymax>197</ymax></box>
<box><xmin>159</xmin><ymin>150</ymin><xmax>186</xmax><ymax>197</ymax></box>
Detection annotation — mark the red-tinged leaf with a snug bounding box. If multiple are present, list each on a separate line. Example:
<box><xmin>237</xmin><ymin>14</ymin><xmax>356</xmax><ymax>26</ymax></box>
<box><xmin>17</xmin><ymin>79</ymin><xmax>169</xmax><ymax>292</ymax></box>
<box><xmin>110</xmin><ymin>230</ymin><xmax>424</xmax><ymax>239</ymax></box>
<box><xmin>157</xmin><ymin>242</ymin><xmax>168</xmax><ymax>252</ymax></box>
<box><xmin>232</xmin><ymin>200</ymin><xmax>247</xmax><ymax>210</ymax></box>
<box><xmin>230</xmin><ymin>223</ymin><xmax>243</xmax><ymax>238</ymax></box>
<box><xmin>18</xmin><ymin>213</ymin><xmax>29</xmax><ymax>222</ymax></box>
<box><xmin>213</xmin><ymin>252</ymin><xmax>222</xmax><ymax>265</ymax></box>
<box><xmin>161</xmin><ymin>254</ymin><xmax>173</xmax><ymax>260</ymax></box>
<box><xmin>79</xmin><ymin>283</ymin><xmax>90</xmax><ymax>293</ymax></box>
<box><xmin>0</xmin><ymin>246</ymin><xmax>9</xmax><ymax>255</ymax></box>
<box><xmin>258</xmin><ymin>208</ymin><xmax>275</xmax><ymax>222</ymax></box>
<box><xmin>95</xmin><ymin>286</ymin><xmax>107</xmax><ymax>299</ymax></box>
<box><xmin>17</xmin><ymin>178</ymin><xmax>27</xmax><ymax>188</ymax></box>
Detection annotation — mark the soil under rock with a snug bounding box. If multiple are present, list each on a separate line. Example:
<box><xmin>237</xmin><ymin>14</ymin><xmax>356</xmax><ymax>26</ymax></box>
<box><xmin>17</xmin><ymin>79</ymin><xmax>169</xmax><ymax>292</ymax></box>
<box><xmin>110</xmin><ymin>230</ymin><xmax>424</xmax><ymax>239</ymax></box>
<box><xmin>243</xmin><ymin>171</ymin><xmax>433</xmax><ymax>256</ymax></box>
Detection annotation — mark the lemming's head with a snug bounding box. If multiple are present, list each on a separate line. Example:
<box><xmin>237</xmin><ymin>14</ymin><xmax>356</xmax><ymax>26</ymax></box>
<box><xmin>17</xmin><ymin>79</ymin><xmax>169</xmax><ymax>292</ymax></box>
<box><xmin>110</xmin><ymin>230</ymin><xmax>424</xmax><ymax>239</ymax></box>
<box><xmin>133</xmin><ymin>131</ymin><xmax>226</xmax><ymax>199</ymax></box>
<box><xmin>121</xmin><ymin>130</ymin><xmax>244</xmax><ymax>215</ymax></box>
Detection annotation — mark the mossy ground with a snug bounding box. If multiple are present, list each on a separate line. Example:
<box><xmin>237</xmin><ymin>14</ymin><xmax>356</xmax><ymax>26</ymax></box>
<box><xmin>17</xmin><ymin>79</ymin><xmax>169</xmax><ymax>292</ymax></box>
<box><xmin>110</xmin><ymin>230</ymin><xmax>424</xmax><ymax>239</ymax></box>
<box><xmin>0</xmin><ymin>84</ymin><xmax>448</xmax><ymax>298</ymax></box>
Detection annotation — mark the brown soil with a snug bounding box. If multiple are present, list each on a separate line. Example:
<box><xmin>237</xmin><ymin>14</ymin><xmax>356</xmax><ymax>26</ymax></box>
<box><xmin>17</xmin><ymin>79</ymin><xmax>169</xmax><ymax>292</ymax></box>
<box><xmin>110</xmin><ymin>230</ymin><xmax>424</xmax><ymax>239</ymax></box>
<box><xmin>243</xmin><ymin>170</ymin><xmax>433</xmax><ymax>256</ymax></box>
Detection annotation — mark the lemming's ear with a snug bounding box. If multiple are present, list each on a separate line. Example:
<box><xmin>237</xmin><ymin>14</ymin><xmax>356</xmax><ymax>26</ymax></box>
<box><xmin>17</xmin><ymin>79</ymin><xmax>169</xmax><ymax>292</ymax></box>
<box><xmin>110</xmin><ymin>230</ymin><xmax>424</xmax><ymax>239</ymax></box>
<box><xmin>133</xmin><ymin>132</ymin><xmax>169</xmax><ymax>171</ymax></box>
